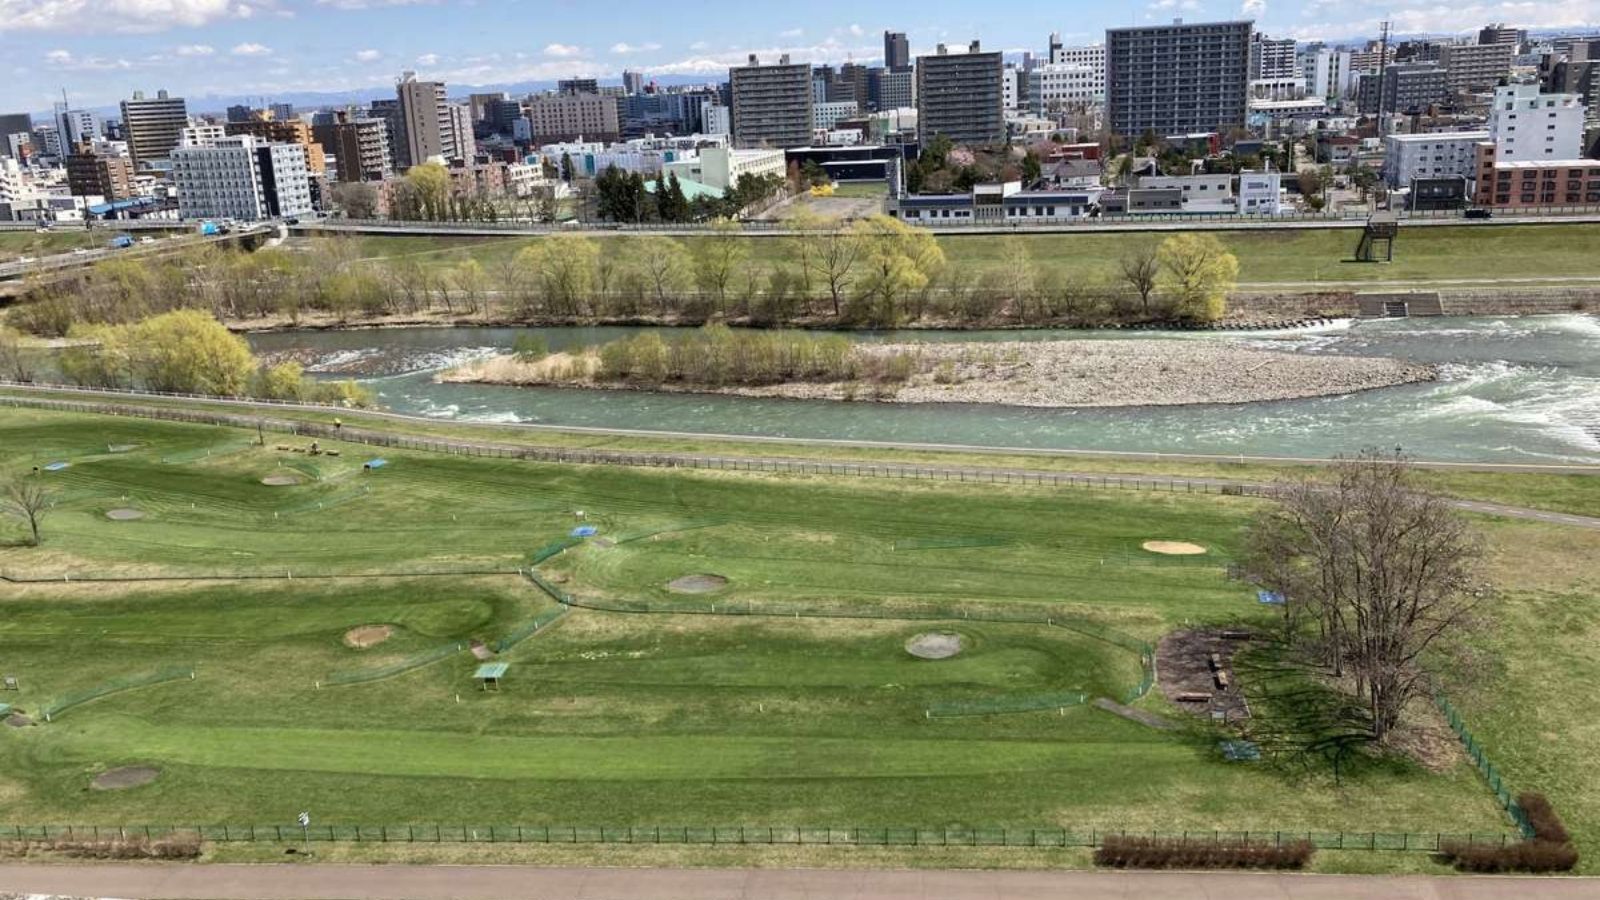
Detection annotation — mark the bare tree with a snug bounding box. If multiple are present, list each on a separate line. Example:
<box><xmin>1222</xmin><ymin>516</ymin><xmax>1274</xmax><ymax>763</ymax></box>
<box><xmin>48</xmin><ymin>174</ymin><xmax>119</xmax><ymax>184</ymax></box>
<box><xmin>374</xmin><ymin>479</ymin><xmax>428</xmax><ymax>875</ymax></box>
<box><xmin>0</xmin><ymin>328</ymin><xmax>34</xmax><ymax>382</ymax></box>
<box><xmin>3</xmin><ymin>480</ymin><xmax>54</xmax><ymax>546</ymax></box>
<box><xmin>1242</xmin><ymin>450</ymin><xmax>1485</xmax><ymax>743</ymax></box>
<box><xmin>1119</xmin><ymin>244</ymin><xmax>1161</xmax><ymax>316</ymax></box>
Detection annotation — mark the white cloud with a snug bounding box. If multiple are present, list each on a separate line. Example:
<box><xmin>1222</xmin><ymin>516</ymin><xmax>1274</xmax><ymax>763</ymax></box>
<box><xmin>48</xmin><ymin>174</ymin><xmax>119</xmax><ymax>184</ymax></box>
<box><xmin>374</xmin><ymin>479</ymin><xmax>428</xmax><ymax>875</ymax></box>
<box><xmin>0</xmin><ymin>0</ymin><xmax>274</xmax><ymax>34</ymax></box>
<box><xmin>647</xmin><ymin>38</ymin><xmax>880</xmax><ymax>76</ymax></box>
<box><xmin>610</xmin><ymin>41</ymin><xmax>662</xmax><ymax>54</ymax></box>
<box><xmin>1148</xmin><ymin>0</ymin><xmax>1202</xmax><ymax>10</ymax></box>
<box><xmin>353</xmin><ymin>48</ymin><xmax>382</xmax><ymax>62</ymax></box>
<box><xmin>1286</xmin><ymin>0</ymin><xmax>1600</xmax><ymax>41</ymax></box>
<box><xmin>175</xmin><ymin>43</ymin><xmax>215</xmax><ymax>56</ymax></box>
<box><xmin>416</xmin><ymin>52</ymin><xmax>439</xmax><ymax>65</ymax></box>
<box><xmin>39</xmin><ymin>47</ymin><xmax>132</xmax><ymax>70</ymax></box>
<box><xmin>544</xmin><ymin>42</ymin><xmax>583</xmax><ymax>57</ymax></box>
<box><xmin>44</xmin><ymin>48</ymin><xmax>72</xmax><ymax>63</ymax></box>
<box><xmin>779</xmin><ymin>27</ymin><xmax>803</xmax><ymax>39</ymax></box>
<box><xmin>847</xmin><ymin>23</ymin><xmax>864</xmax><ymax>37</ymax></box>
<box><xmin>315</xmin><ymin>0</ymin><xmax>436</xmax><ymax>8</ymax></box>
<box><xmin>231</xmin><ymin>41</ymin><xmax>271</xmax><ymax>55</ymax></box>
<box><xmin>1242</xmin><ymin>0</ymin><xmax>1266</xmax><ymax>14</ymax></box>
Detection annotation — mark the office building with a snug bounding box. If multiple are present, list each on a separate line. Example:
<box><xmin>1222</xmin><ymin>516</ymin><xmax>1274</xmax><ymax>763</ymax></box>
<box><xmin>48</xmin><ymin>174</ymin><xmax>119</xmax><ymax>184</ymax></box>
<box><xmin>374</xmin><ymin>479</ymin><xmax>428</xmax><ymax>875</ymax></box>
<box><xmin>171</xmin><ymin>133</ymin><xmax>313</xmax><ymax>220</ymax></box>
<box><xmin>1473</xmin><ymin>141</ymin><xmax>1600</xmax><ymax>207</ymax></box>
<box><xmin>66</xmin><ymin>144</ymin><xmax>136</xmax><ymax>200</ymax></box>
<box><xmin>1439</xmin><ymin>42</ymin><xmax>1514</xmax><ymax>93</ymax></box>
<box><xmin>395</xmin><ymin>71</ymin><xmax>463</xmax><ymax>167</ymax></box>
<box><xmin>119</xmin><ymin>89</ymin><xmax>188</xmax><ymax>169</ymax></box>
<box><xmin>872</xmin><ymin>67</ymin><xmax>916</xmax><ymax>111</ymax></box>
<box><xmin>225</xmin><ymin>115</ymin><xmax>328</xmax><ymax>176</ymax></box>
<box><xmin>730</xmin><ymin>54</ymin><xmax>815</xmax><ymax>149</ymax></box>
<box><xmin>1382</xmin><ymin>130</ymin><xmax>1490</xmax><ymax>187</ymax></box>
<box><xmin>916</xmin><ymin>41</ymin><xmax>1005</xmax><ymax>146</ymax></box>
<box><xmin>226</xmin><ymin>104</ymin><xmax>254</xmax><ymax>123</ymax></box>
<box><xmin>1030</xmin><ymin>62</ymin><xmax>1104</xmax><ymax>112</ymax></box>
<box><xmin>53</xmin><ymin>105</ymin><xmax>98</xmax><ymax>148</ymax></box>
<box><xmin>1250</xmin><ymin>35</ymin><xmax>1300</xmax><ymax>80</ymax></box>
<box><xmin>1105</xmin><ymin>20</ymin><xmax>1252</xmax><ymax>136</ymax></box>
<box><xmin>1049</xmin><ymin>38</ymin><xmax>1105</xmax><ymax>71</ymax></box>
<box><xmin>527</xmin><ymin>92</ymin><xmax>620</xmax><ymax>143</ymax></box>
<box><xmin>314</xmin><ymin>111</ymin><xmax>393</xmax><ymax>182</ymax></box>
<box><xmin>884</xmin><ymin>31</ymin><xmax>910</xmax><ymax>69</ymax></box>
<box><xmin>1479</xmin><ymin>24</ymin><xmax>1526</xmax><ymax>50</ymax></box>
<box><xmin>813</xmin><ymin>101</ymin><xmax>861</xmax><ymax>130</ymax></box>
<box><xmin>623</xmin><ymin>70</ymin><xmax>645</xmax><ymax>95</ymax></box>
<box><xmin>1380</xmin><ymin>63</ymin><xmax>1450</xmax><ymax>115</ymax></box>
<box><xmin>0</xmin><ymin>113</ymin><xmax>32</xmax><ymax>160</ymax></box>
<box><xmin>1488</xmin><ymin>82</ymin><xmax>1586</xmax><ymax>161</ymax></box>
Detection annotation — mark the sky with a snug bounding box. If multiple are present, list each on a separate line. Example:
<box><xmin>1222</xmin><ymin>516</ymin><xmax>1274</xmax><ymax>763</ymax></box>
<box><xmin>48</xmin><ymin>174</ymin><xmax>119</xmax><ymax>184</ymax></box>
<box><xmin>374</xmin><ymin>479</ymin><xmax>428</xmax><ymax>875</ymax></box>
<box><xmin>3</xmin><ymin>0</ymin><xmax>1600</xmax><ymax>113</ymax></box>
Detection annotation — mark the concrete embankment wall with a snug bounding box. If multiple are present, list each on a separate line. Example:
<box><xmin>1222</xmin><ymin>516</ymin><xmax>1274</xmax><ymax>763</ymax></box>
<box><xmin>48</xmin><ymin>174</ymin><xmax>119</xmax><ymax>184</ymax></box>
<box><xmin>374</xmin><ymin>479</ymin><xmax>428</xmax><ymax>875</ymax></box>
<box><xmin>1230</xmin><ymin>289</ymin><xmax>1597</xmax><ymax>320</ymax></box>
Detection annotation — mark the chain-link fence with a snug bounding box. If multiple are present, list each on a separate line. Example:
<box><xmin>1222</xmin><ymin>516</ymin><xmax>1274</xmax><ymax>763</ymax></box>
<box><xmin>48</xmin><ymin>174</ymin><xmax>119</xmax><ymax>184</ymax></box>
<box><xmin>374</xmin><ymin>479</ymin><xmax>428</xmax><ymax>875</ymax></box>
<box><xmin>321</xmin><ymin>641</ymin><xmax>467</xmax><ymax>688</ymax></box>
<box><xmin>1437</xmin><ymin>695</ymin><xmax>1534</xmax><ymax>839</ymax></box>
<box><xmin>0</xmin><ymin>823</ymin><xmax>1518</xmax><ymax>851</ymax></box>
<box><xmin>40</xmin><ymin>666</ymin><xmax>195</xmax><ymax>722</ymax></box>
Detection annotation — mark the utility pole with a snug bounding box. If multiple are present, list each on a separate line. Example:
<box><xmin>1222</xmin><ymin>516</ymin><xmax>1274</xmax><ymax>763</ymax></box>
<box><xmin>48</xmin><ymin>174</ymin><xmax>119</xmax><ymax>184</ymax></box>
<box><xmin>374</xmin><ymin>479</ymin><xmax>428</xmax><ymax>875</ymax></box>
<box><xmin>1376</xmin><ymin>21</ymin><xmax>1392</xmax><ymax>134</ymax></box>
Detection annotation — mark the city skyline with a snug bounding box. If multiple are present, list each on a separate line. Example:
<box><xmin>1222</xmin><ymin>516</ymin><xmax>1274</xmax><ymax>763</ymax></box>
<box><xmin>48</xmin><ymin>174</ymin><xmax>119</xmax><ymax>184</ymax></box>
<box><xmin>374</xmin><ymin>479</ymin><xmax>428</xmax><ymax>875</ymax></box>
<box><xmin>5</xmin><ymin>0</ymin><xmax>1600</xmax><ymax>112</ymax></box>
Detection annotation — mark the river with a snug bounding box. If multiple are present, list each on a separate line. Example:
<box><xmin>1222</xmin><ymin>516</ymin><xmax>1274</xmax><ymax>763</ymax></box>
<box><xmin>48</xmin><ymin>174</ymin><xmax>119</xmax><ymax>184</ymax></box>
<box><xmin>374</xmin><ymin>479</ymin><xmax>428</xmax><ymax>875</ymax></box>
<box><xmin>245</xmin><ymin>316</ymin><xmax>1600</xmax><ymax>465</ymax></box>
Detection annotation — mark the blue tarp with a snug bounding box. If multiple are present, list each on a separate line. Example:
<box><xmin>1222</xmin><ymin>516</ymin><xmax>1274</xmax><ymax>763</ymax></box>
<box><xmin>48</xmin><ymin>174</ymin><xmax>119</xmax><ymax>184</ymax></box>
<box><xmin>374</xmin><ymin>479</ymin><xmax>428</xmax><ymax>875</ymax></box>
<box><xmin>42</xmin><ymin>462</ymin><xmax>69</xmax><ymax>471</ymax></box>
<box><xmin>363</xmin><ymin>459</ymin><xmax>388</xmax><ymax>469</ymax></box>
<box><xmin>570</xmin><ymin>525</ymin><xmax>598</xmax><ymax>538</ymax></box>
<box><xmin>1257</xmin><ymin>590</ymin><xmax>1286</xmax><ymax>605</ymax></box>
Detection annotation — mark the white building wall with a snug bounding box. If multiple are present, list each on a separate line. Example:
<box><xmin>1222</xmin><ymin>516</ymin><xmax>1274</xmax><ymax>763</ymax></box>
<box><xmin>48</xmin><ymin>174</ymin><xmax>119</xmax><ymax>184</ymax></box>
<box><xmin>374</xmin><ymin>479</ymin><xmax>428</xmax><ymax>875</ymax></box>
<box><xmin>1382</xmin><ymin>131</ymin><xmax>1490</xmax><ymax>187</ymax></box>
<box><xmin>1488</xmin><ymin>83</ymin><xmax>1586</xmax><ymax>161</ymax></box>
<box><xmin>172</xmin><ymin>136</ymin><xmax>266</xmax><ymax>220</ymax></box>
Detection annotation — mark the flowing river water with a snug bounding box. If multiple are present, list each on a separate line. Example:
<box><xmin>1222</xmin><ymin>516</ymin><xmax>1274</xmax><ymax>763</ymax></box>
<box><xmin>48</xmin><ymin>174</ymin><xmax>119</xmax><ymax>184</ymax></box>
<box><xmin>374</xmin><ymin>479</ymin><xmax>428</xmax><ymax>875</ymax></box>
<box><xmin>245</xmin><ymin>315</ymin><xmax>1600</xmax><ymax>465</ymax></box>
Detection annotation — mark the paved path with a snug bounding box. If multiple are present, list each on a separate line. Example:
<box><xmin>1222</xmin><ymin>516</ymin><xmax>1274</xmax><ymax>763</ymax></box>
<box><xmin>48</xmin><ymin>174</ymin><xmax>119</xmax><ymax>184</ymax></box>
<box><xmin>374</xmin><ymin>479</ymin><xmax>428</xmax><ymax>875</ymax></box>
<box><xmin>2</xmin><ymin>864</ymin><xmax>1598</xmax><ymax>899</ymax></box>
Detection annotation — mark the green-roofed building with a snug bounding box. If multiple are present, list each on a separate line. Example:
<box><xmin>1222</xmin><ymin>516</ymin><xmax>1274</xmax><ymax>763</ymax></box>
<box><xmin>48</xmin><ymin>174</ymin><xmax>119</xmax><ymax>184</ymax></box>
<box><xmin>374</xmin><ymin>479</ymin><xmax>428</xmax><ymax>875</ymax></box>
<box><xmin>645</xmin><ymin>177</ymin><xmax>724</xmax><ymax>201</ymax></box>
<box><xmin>474</xmin><ymin>662</ymin><xmax>509</xmax><ymax>691</ymax></box>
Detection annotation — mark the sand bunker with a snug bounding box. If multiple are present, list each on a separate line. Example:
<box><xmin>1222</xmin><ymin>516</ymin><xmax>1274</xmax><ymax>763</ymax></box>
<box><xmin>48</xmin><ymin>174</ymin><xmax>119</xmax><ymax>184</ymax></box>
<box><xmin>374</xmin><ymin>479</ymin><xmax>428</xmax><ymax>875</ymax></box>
<box><xmin>906</xmin><ymin>632</ymin><xmax>965</xmax><ymax>660</ymax></box>
<box><xmin>1143</xmin><ymin>541</ymin><xmax>1208</xmax><ymax>556</ymax></box>
<box><xmin>667</xmin><ymin>574</ymin><xmax>729</xmax><ymax>594</ymax></box>
<box><xmin>91</xmin><ymin>766</ymin><xmax>160</xmax><ymax>791</ymax></box>
<box><xmin>261</xmin><ymin>474</ymin><xmax>301</xmax><ymax>486</ymax></box>
<box><xmin>343</xmin><ymin>625</ymin><xmax>393</xmax><ymax>649</ymax></box>
<box><xmin>105</xmin><ymin>508</ymin><xmax>146</xmax><ymax>521</ymax></box>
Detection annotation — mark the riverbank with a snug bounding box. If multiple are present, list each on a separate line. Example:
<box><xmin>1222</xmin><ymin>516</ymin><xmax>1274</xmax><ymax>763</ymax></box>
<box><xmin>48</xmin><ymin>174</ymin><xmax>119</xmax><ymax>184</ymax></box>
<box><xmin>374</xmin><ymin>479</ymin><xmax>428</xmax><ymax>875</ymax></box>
<box><xmin>440</xmin><ymin>339</ymin><xmax>1436</xmax><ymax>409</ymax></box>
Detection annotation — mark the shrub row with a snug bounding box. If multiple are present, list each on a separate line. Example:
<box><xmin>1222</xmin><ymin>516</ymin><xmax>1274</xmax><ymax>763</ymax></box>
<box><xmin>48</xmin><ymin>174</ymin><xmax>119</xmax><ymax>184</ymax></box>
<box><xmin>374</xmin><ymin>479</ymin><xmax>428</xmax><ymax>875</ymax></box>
<box><xmin>1093</xmin><ymin>835</ymin><xmax>1315</xmax><ymax>870</ymax></box>
<box><xmin>0</xmin><ymin>835</ymin><xmax>202</xmax><ymax>860</ymax></box>
<box><xmin>1438</xmin><ymin>792</ymin><xmax>1578</xmax><ymax>873</ymax></box>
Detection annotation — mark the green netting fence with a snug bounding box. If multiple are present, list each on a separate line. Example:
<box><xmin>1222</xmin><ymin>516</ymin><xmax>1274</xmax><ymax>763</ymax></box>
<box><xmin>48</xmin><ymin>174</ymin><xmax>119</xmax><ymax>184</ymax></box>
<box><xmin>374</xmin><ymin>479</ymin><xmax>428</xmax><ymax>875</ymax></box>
<box><xmin>492</xmin><ymin>605</ymin><xmax>570</xmax><ymax>653</ymax></box>
<box><xmin>40</xmin><ymin>666</ymin><xmax>195</xmax><ymax>722</ymax></box>
<box><xmin>1437</xmin><ymin>695</ymin><xmax>1534</xmax><ymax>839</ymax></box>
<box><xmin>321</xmin><ymin>641</ymin><xmax>468</xmax><ymax>687</ymax></box>
<box><xmin>0</xmin><ymin>823</ymin><xmax>1519</xmax><ymax>851</ymax></box>
<box><xmin>927</xmin><ymin>691</ymin><xmax>1088</xmax><ymax>718</ymax></box>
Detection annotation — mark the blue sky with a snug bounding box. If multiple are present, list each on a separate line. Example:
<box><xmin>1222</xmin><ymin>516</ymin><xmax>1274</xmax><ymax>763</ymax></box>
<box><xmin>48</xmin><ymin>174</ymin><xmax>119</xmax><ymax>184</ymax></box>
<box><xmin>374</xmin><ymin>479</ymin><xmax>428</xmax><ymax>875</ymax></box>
<box><xmin>3</xmin><ymin>0</ymin><xmax>1599</xmax><ymax>112</ymax></box>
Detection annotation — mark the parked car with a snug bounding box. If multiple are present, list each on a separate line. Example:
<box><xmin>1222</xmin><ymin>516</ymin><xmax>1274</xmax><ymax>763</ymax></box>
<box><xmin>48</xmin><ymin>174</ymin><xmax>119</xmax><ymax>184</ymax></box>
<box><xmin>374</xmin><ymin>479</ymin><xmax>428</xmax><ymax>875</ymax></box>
<box><xmin>1465</xmin><ymin>208</ymin><xmax>1492</xmax><ymax>220</ymax></box>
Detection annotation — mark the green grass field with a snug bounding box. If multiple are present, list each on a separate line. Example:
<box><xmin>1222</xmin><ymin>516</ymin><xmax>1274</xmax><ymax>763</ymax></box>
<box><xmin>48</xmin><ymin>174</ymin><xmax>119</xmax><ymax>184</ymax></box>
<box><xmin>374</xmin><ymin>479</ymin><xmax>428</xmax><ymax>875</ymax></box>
<box><xmin>0</xmin><ymin>230</ymin><xmax>103</xmax><ymax>262</ymax></box>
<box><xmin>321</xmin><ymin>222</ymin><xmax>1600</xmax><ymax>288</ymax></box>
<box><xmin>3</xmin><ymin>407</ymin><xmax>1598</xmax><ymax>869</ymax></box>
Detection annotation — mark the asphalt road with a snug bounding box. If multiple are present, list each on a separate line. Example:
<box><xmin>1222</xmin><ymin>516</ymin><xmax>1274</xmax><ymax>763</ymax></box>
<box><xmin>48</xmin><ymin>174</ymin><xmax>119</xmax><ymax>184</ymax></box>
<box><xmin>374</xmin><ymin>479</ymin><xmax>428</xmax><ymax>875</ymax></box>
<box><xmin>2</xmin><ymin>864</ymin><xmax>1598</xmax><ymax>900</ymax></box>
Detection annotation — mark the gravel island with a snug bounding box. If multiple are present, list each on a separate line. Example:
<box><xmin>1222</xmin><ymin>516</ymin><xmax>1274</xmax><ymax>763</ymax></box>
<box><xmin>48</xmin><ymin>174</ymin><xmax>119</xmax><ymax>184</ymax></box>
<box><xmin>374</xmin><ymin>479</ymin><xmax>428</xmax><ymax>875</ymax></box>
<box><xmin>440</xmin><ymin>339</ymin><xmax>1437</xmax><ymax>409</ymax></box>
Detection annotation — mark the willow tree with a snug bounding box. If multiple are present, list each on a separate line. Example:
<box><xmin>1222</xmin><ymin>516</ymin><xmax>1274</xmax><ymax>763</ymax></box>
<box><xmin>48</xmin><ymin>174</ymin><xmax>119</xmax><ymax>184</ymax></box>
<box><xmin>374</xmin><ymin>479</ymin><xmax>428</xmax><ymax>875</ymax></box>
<box><xmin>850</xmin><ymin>216</ymin><xmax>945</xmax><ymax>326</ymax></box>
<box><xmin>1157</xmin><ymin>232</ymin><xmax>1238</xmax><ymax>322</ymax></box>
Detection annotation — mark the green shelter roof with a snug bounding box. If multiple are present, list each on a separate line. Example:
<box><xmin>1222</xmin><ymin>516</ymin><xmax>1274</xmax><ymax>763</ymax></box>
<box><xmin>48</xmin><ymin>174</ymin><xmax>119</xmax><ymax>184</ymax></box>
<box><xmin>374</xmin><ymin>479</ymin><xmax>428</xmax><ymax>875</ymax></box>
<box><xmin>474</xmin><ymin>663</ymin><xmax>509</xmax><ymax>680</ymax></box>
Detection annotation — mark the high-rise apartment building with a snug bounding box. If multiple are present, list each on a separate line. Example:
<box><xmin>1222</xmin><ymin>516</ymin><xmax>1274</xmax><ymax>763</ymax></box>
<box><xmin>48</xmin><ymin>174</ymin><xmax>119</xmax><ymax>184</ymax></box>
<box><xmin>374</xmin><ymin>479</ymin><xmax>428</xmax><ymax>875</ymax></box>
<box><xmin>66</xmin><ymin>144</ymin><xmax>136</xmax><ymax>199</ymax></box>
<box><xmin>526</xmin><ymin>92</ymin><xmax>620</xmax><ymax>143</ymax></box>
<box><xmin>884</xmin><ymin>31</ymin><xmax>910</xmax><ymax>69</ymax></box>
<box><xmin>916</xmin><ymin>41</ymin><xmax>1005</xmax><ymax>146</ymax></box>
<box><xmin>1488</xmin><ymin>82</ymin><xmax>1586</xmax><ymax>160</ymax></box>
<box><xmin>395</xmin><ymin>71</ymin><xmax>462</xmax><ymax>168</ymax></box>
<box><xmin>225</xmin><ymin>115</ymin><xmax>328</xmax><ymax>176</ymax></box>
<box><xmin>1478</xmin><ymin>24</ymin><xmax>1526</xmax><ymax>50</ymax></box>
<box><xmin>0</xmin><ymin>113</ymin><xmax>32</xmax><ymax>160</ymax></box>
<box><xmin>558</xmin><ymin>78</ymin><xmax>600</xmax><ymax>96</ymax></box>
<box><xmin>1105</xmin><ymin>20</ymin><xmax>1252</xmax><ymax>136</ymax></box>
<box><xmin>871</xmin><ymin>67</ymin><xmax>916</xmax><ymax>110</ymax></box>
<box><xmin>622</xmin><ymin>71</ymin><xmax>645</xmax><ymax>95</ymax></box>
<box><xmin>313</xmin><ymin>111</ymin><xmax>393</xmax><ymax>182</ymax></box>
<box><xmin>1380</xmin><ymin>63</ymin><xmax>1450</xmax><ymax>115</ymax></box>
<box><xmin>730</xmin><ymin>54</ymin><xmax>815</xmax><ymax>149</ymax></box>
<box><xmin>1439</xmin><ymin>42</ymin><xmax>1514</xmax><ymax>93</ymax></box>
<box><xmin>1249</xmin><ymin>34</ymin><xmax>1299</xmax><ymax>80</ymax></box>
<box><xmin>171</xmin><ymin>134</ymin><xmax>312</xmax><ymax>220</ymax></box>
<box><xmin>119</xmin><ymin>89</ymin><xmax>188</xmax><ymax>169</ymax></box>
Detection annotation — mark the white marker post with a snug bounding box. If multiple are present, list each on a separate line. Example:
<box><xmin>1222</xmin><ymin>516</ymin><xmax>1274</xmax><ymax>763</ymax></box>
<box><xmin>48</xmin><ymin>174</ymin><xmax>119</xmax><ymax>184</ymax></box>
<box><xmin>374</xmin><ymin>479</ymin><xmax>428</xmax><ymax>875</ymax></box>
<box><xmin>298</xmin><ymin>811</ymin><xmax>310</xmax><ymax>851</ymax></box>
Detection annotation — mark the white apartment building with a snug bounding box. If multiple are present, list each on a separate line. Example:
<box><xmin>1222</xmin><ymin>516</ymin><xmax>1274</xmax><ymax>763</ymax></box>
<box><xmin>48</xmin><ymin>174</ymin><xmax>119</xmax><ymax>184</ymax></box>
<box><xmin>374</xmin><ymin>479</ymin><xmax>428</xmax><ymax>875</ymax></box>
<box><xmin>1488</xmin><ymin>83</ymin><xmax>1587</xmax><ymax>161</ymax></box>
<box><xmin>1382</xmin><ymin>130</ymin><xmax>1490</xmax><ymax>187</ymax></box>
<box><xmin>1310</xmin><ymin>49</ymin><xmax>1357</xmax><ymax>99</ymax></box>
<box><xmin>180</xmin><ymin>124</ymin><xmax>227</xmax><ymax>147</ymax></box>
<box><xmin>1002</xmin><ymin>65</ymin><xmax>1023</xmax><ymax>111</ymax></box>
<box><xmin>813</xmin><ymin>101</ymin><xmax>861</xmax><ymax>130</ymax></box>
<box><xmin>1138</xmin><ymin>173</ymin><xmax>1235</xmax><ymax>213</ymax></box>
<box><xmin>1031</xmin><ymin>63</ymin><xmax>1104</xmax><ymax>110</ymax></box>
<box><xmin>1049</xmin><ymin>39</ymin><xmax>1105</xmax><ymax>70</ymax></box>
<box><xmin>171</xmin><ymin>134</ymin><xmax>312</xmax><ymax>221</ymax></box>
<box><xmin>662</xmin><ymin>146</ymin><xmax>784</xmax><ymax>192</ymax></box>
<box><xmin>703</xmin><ymin>105</ymin><xmax>732</xmax><ymax>136</ymax></box>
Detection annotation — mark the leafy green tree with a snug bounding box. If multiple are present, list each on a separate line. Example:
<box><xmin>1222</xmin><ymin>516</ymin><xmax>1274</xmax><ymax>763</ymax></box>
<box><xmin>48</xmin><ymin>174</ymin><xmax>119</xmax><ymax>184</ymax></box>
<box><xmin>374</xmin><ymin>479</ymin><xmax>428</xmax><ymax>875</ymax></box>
<box><xmin>1022</xmin><ymin>150</ymin><xmax>1042</xmax><ymax>184</ymax></box>
<box><xmin>404</xmin><ymin>163</ymin><xmax>452</xmax><ymax>221</ymax></box>
<box><xmin>850</xmin><ymin>216</ymin><xmax>945</xmax><ymax>325</ymax></box>
<box><xmin>1157</xmin><ymin>233</ymin><xmax>1238</xmax><ymax>322</ymax></box>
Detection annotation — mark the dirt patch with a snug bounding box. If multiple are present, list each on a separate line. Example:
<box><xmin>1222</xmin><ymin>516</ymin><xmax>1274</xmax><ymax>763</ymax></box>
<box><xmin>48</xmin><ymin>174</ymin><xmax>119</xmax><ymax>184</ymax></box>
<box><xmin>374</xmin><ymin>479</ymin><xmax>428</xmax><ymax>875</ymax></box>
<box><xmin>1142</xmin><ymin>541</ymin><xmax>1209</xmax><ymax>556</ymax></box>
<box><xmin>343</xmin><ymin>625</ymin><xmax>393</xmax><ymax>649</ymax></box>
<box><xmin>592</xmin><ymin>538</ymin><xmax>616</xmax><ymax>549</ymax></box>
<box><xmin>666</xmin><ymin>574</ymin><xmax>729</xmax><ymax>594</ymax></box>
<box><xmin>91</xmin><ymin>766</ymin><xmax>160</xmax><ymax>791</ymax></box>
<box><xmin>1156</xmin><ymin>629</ymin><xmax>1252</xmax><ymax>722</ymax></box>
<box><xmin>261</xmin><ymin>474</ymin><xmax>301</xmax><ymax>486</ymax></box>
<box><xmin>105</xmin><ymin>508</ymin><xmax>146</xmax><ymax>521</ymax></box>
<box><xmin>5</xmin><ymin>713</ymin><xmax>34</xmax><ymax>728</ymax></box>
<box><xmin>1092</xmin><ymin>697</ymin><xmax>1177</xmax><ymax>730</ymax></box>
<box><xmin>470</xmin><ymin>640</ymin><xmax>495</xmax><ymax>660</ymax></box>
<box><xmin>905</xmin><ymin>632</ymin><xmax>965</xmax><ymax>660</ymax></box>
